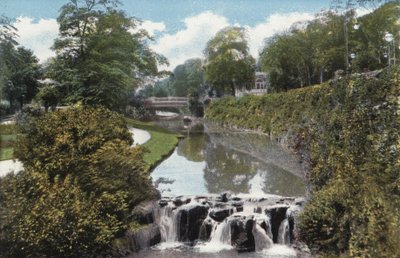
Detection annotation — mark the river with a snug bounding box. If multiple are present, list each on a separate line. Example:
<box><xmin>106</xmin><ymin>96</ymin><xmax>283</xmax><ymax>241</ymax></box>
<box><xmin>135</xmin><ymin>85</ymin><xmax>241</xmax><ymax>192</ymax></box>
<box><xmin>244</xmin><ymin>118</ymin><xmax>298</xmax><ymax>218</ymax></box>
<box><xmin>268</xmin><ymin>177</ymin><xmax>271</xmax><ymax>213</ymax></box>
<box><xmin>134</xmin><ymin>120</ymin><xmax>308</xmax><ymax>258</ymax></box>
<box><xmin>152</xmin><ymin>121</ymin><xmax>306</xmax><ymax>197</ymax></box>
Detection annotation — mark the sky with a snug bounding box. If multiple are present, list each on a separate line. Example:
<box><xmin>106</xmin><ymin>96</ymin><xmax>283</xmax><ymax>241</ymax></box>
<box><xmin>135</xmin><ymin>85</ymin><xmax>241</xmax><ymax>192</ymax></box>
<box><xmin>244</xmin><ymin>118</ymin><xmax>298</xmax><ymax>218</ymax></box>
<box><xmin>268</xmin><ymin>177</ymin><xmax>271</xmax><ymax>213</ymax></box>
<box><xmin>1</xmin><ymin>0</ymin><xmax>350</xmax><ymax>70</ymax></box>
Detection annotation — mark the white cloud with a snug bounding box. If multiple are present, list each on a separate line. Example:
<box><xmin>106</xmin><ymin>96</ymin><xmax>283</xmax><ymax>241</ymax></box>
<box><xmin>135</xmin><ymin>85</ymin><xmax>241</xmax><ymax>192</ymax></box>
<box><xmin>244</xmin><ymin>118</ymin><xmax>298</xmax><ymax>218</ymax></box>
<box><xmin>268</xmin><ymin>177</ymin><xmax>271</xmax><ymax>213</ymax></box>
<box><xmin>13</xmin><ymin>17</ymin><xmax>59</xmax><ymax>63</ymax></box>
<box><xmin>12</xmin><ymin>12</ymin><xmax>315</xmax><ymax>69</ymax></box>
<box><xmin>140</xmin><ymin>20</ymin><xmax>166</xmax><ymax>37</ymax></box>
<box><xmin>246</xmin><ymin>12</ymin><xmax>314</xmax><ymax>57</ymax></box>
<box><xmin>150</xmin><ymin>11</ymin><xmax>313</xmax><ymax>70</ymax></box>
<box><xmin>355</xmin><ymin>8</ymin><xmax>373</xmax><ymax>17</ymax></box>
<box><xmin>150</xmin><ymin>11</ymin><xmax>229</xmax><ymax>70</ymax></box>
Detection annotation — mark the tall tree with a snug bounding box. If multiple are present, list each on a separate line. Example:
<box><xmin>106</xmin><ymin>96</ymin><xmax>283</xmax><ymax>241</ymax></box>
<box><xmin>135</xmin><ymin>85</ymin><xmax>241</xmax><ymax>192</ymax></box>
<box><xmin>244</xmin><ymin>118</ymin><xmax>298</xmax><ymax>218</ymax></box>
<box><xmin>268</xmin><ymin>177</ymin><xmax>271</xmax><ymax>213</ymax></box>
<box><xmin>170</xmin><ymin>58</ymin><xmax>204</xmax><ymax>97</ymax></box>
<box><xmin>260</xmin><ymin>2</ymin><xmax>400</xmax><ymax>91</ymax></box>
<box><xmin>204</xmin><ymin>26</ymin><xmax>255</xmax><ymax>96</ymax></box>
<box><xmin>50</xmin><ymin>0</ymin><xmax>167</xmax><ymax>110</ymax></box>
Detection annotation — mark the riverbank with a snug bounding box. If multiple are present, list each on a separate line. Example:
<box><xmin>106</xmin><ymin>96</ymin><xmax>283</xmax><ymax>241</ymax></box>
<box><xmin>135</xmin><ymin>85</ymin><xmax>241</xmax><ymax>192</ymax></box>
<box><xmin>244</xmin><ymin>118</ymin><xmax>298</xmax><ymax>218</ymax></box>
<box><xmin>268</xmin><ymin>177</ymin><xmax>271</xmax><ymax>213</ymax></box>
<box><xmin>205</xmin><ymin>66</ymin><xmax>400</xmax><ymax>257</ymax></box>
<box><xmin>126</xmin><ymin>118</ymin><xmax>180</xmax><ymax>171</ymax></box>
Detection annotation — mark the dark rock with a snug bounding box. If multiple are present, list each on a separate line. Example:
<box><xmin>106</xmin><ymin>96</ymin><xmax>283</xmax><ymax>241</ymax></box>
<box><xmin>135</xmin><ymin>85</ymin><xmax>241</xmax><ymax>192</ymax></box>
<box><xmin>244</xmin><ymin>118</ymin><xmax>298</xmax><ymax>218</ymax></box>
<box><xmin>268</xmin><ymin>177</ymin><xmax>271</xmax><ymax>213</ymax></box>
<box><xmin>254</xmin><ymin>207</ymin><xmax>262</xmax><ymax>214</ymax></box>
<box><xmin>214</xmin><ymin>202</ymin><xmax>228</xmax><ymax>208</ymax></box>
<box><xmin>236</xmin><ymin>206</ymin><xmax>244</xmax><ymax>212</ymax></box>
<box><xmin>209</xmin><ymin>208</ymin><xmax>233</xmax><ymax>222</ymax></box>
<box><xmin>124</xmin><ymin>224</ymin><xmax>161</xmax><ymax>252</ymax></box>
<box><xmin>295</xmin><ymin>197</ymin><xmax>306</xmax><ymax>206</ymax></box>
<box><xmin>231</xmin><ymin>196</ymin><xmax>242</xmax><ymax>201</ymax></box>
<box><xmin>173</xmin><ymin>198</ymin><xmax>183</xmax><ymax>207</ymax></box>
<box><xmin>199</xmin><ymin>219</ymin><xmax>213</xmax><ymax>241</ymax></box>
<box><xmin>185</xmin><ymin>198</ymin><xmax>192</xmax><ymax>204</ymax></box>
<box><xmin>220</xmin><ymin>192</ymin><xmax>230</xmax><ymax>202</ymax></box>
<box><xmin>265</xmin><ymin>204</ymin><xmax>289</xmax><ymax>243</ymax></box>
<box><xmin>232</xmin><ymin>201</ymin><xmax>244</xmax><ymax>208</ymax></box>
<box><xmin>178</xmin><ymin>204</ymin><xmax>209</xmax><ymax>242</ymax></box>
<box><xmin>159</xmin><ymin>200</ymin><xmax>168</xmax><ymax>207</ymax></box>
<box><xmin>230</xmin><ymin>216</ymin><xmax>255</xmax><ymax>252</ymax></box>
<box><xmin>131</xmin><ymin>201</ymin><xmax>156</xmax><ymax>224</ymax></box>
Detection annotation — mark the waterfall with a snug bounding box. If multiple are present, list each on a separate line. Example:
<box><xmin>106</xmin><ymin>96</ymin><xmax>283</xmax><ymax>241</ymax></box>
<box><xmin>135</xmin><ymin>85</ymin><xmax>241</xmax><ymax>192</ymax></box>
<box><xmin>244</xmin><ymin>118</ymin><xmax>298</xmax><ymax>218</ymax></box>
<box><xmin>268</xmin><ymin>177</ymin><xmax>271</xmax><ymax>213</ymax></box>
<box><xmin>197</xmin><ymin>219</ymin><xmax>233</xmax><ymax>252</ymax></box>
<box><xmin>265</xmin><ymin>215</ymin><xmax>273</xmax><ymax>240</ymax></box>
<box><xmin>277</xmin><ymin>218</ymin><xmax>290</xmax><ymax>245</ymax></box>
<box><xmin>154</xmin><ymin>205</ymin><xmax>181</xmax><ymax>248</ymax></box>
<box><xmin>150</xmin><ymin>195</ymin><xmax>303</xmax><ymax>254</ymax></box>
<box><xmin>252</xmin><ymin>222</ymin><xmax>273</xmax><ymax>251</ymax></box>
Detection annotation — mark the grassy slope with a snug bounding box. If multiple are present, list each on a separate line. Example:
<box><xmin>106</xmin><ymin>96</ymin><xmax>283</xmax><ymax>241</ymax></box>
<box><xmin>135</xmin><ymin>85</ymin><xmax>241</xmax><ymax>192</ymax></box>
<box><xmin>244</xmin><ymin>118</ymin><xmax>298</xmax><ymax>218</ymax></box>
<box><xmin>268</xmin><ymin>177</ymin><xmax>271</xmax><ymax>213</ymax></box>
<box><xmin>0</xmin><ymin>125</ymin><xmax>17</xmax><ymax>160</ymax></box>
<box><xmin>125</xmin><ymin>118</ymin><xmax>179</xmax><ymax>170</ymax></box>
<box><xmin>205</xmin><ymin>67</ymin><xmax>400</xmax><ymax>257</ymax></box>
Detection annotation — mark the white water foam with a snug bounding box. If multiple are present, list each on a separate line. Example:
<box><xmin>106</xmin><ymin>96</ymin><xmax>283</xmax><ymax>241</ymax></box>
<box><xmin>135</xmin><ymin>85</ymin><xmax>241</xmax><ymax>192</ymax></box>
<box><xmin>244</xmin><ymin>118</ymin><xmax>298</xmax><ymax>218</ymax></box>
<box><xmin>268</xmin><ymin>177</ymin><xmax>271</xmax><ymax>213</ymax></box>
<box><xmin>252</xmin><ymin>222</ymin><xmax>273</xmax><ymax>251</ymax></box>
<box><xmin>197</xmin><ymin>220</ymin><xmax>233</xmax><ymax>253</ymax></box>
<box><xmin>277</xmin><ymin>219</ymin><xmax>290</xmax><ymax>245</ymax></box>
<box><xmin>262</xmin><ymin>244</ymin><xmax>297</xmax><ymax>257</ymax></box>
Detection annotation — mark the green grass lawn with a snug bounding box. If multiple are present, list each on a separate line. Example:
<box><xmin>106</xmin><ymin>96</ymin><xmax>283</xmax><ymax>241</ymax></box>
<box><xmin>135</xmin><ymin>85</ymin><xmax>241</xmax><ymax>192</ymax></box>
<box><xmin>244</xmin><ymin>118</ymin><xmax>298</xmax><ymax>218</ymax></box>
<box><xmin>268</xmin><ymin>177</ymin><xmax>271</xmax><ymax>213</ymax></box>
<box><xmin>125</xmin><ymin>118</ymin><xmax>180</xmax><ymax>170</ymax></box>
<box><xmin>0</xmin><ymin>147</ymin><xmax>14</xmax><ymax>161</ymax></box>
<box><xmin>0</xmin><ymin>125</ymin><xmax>17</xmax><ymax>160</ymax></box>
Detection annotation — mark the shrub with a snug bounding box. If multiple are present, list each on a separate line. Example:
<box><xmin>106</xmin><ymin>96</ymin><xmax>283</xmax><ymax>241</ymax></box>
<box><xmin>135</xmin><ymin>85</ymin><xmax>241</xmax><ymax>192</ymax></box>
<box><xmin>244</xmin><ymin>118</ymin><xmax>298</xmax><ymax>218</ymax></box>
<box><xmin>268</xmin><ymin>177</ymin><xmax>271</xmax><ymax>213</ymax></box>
<box><xmin>0</xmin><ymin>106</ymin><xmax>157</xmax><ymax>257</ymax></box>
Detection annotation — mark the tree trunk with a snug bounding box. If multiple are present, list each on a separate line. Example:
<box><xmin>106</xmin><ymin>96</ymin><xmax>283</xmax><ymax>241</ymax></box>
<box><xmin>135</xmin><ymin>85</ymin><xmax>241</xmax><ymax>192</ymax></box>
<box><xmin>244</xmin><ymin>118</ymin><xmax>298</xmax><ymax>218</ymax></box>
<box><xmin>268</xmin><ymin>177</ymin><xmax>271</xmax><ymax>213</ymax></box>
<box><xmin>231</xmin><ymin>81</ymin><xmax>236</xmax><ymax>96</ymax></box>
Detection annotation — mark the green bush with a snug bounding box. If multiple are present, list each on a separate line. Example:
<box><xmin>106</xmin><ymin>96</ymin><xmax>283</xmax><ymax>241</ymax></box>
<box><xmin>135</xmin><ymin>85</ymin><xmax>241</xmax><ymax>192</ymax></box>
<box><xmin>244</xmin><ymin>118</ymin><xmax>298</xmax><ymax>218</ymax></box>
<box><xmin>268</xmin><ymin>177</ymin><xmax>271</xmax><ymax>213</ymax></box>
<box><xmin>205</xmin><ymin>66</ymin><xmax>400</xmax><ymax>257</ymax></box>
<box><xmin>0</xmin><ymin>106</ymin><xmax>157</xmax><ymax>257</ymax></box>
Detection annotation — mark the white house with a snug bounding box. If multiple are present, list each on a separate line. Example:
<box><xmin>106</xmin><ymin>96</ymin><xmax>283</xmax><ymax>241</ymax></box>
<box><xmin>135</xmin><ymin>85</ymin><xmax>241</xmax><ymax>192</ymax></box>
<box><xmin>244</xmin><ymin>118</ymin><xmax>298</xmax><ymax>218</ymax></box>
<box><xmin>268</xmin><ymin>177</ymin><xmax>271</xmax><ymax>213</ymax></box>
<box><xmin>235</xmin><ymin>72</ymin><xmax>269</xmax><ymax>97</ymax></box>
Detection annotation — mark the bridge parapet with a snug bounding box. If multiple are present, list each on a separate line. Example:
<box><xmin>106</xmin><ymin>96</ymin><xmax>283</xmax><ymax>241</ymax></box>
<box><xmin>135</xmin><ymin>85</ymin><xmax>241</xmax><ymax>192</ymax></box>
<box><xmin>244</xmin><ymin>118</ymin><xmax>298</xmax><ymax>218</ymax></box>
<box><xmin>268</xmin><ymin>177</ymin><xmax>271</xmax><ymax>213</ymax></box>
<box><xmin>144</xmin><ymin>97</ymin><xmax>189</xmax><ymax>108</ymax></box>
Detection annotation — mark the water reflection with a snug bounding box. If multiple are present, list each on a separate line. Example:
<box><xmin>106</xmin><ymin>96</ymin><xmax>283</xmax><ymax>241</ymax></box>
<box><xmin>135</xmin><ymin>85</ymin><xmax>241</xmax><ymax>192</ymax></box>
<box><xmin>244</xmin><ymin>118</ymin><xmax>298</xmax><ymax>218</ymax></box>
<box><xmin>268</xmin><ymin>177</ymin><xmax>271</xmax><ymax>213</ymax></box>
<box><xmin>152</xmin><ymin>129</ymin><xmax>306</xmax><ymax>197</ymax></box>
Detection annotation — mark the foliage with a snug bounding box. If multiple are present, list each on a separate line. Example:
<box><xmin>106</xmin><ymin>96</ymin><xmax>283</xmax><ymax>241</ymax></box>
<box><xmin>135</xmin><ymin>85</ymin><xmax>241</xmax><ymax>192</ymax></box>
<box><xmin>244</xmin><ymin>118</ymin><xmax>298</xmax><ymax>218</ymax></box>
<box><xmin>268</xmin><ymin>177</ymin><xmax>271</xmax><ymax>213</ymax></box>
<box><xmin>0</xmin><ymin>15</ymin><xmax>18</xmax><ymax>45</ymax></box>
<box><xmin>260</xmin><ymin>2</ymin><xmax>400</xmax><ymax>92</ymax></box>
<box><xmin>0</xmin><ymin>44</ymin><xmax>41</xmax><ymax>111</ymax></box>
<box><xmin>170</xmin><ymin>58</ymin><xmax>205</xmax><ymax>97</ymax></box>
<box><xmin>205</xmin><ymin>65</ymin><xmax>400</xmax><ymax>257</ymax></box>
<box><xmin>35</xmin><ymin>85</ymin><xmax>61</xmax><ymax>111</ymax></box>
<box><xmin>188</xmin><ymin>90</ymin><xmax>204</xmax><ymax>117</ymax></box>
<box><xmin>0</xmin><ymin>106</ymin><xmax>158</xmax><ymax>257</ymax></box>
<box><xmin>0</xmin><ymin>171</ymin><xmax>128</xmax><ymax>257</ymax></box>
<box><xmin>204</xmin><ymin>26</ymin><xmax>255</xmax><ymax>96</ymax></box>
<box><xmin>49</xmin><ymin>0</ymin><xmax>167</xmax><ymax>110</ymax></box>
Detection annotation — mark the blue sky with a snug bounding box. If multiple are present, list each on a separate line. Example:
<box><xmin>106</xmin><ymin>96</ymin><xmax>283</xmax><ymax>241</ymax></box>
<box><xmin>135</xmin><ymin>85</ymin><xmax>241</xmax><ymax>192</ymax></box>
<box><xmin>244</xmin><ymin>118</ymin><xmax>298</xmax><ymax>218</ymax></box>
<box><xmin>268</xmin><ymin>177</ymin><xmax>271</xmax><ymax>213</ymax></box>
<box><xmin>1</xmin><ymin>0</ymin><xmax>342</xmax><ymax>69</ymax></box>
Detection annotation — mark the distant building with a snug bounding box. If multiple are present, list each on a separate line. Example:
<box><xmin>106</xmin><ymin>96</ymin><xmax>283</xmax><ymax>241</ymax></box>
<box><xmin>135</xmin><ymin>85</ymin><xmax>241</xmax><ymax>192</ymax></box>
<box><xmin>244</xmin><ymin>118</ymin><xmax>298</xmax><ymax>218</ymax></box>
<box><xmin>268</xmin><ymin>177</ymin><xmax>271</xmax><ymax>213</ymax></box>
<box><xmin>235</xmin><ymin>72</ymin><xmax>269</xmax><ymax>97</ymax></box>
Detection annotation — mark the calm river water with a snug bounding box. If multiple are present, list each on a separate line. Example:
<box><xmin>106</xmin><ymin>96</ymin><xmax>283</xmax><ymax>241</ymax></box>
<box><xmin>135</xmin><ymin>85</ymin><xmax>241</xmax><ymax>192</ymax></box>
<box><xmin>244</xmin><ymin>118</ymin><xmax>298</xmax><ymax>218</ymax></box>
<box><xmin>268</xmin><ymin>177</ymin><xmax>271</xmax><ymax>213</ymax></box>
<box><xmin>152</xmin><ymin>122</ymin><xmax>306</xmax><ymax>197</ymax></box>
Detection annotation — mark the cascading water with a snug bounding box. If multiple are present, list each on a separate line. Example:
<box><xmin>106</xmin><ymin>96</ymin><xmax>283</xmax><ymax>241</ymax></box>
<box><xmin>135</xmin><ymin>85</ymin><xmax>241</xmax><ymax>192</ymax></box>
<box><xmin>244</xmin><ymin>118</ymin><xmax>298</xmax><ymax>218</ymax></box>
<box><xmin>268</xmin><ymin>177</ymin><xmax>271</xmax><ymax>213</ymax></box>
<box><xmin>144</xmin><ymin>194</ymin><xmax>307</xmax><ymax>257</ymax></box>
<box><xmin>264</xmin><ymin>215</ymin><xmax>273</xmax><ymax>240</ymax></box>
<box><xmin>154</xmin><ymin>204</ymin><xmax>181</xmax><ymax>248</ymax></box>
<box><xmin>198</xmin><ymin>219</ymin><xmax>233</xmax><ymax>252</ymax></box>
<box><xmin>277</xmin><ymin>219</ymin><xmax>290</xmax><ymax>245</ymax></box>
<box><xmin>252</xmin><ymin>221</ymin><xmax>273</xmax><ymax>251</ymax></box>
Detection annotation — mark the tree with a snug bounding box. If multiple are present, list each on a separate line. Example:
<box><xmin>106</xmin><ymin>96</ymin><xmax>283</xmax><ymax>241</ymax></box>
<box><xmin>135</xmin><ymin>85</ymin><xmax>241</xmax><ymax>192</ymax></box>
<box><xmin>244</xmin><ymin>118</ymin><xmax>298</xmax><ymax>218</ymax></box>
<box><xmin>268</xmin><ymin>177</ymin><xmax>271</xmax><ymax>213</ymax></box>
<box><xmin>170</xmin><ymin>58</ymin><xmax>204</xmax><ymax>97</ymax></box>
<box><xmin>1</xmin><ymin>44</ymin><xmax>41</xmax><ymax>111</ymax></box>
<box><xmin>1</xmin><ymin>16</ymin><xmax>41</xmax><ymax>111</ymax></box>
<box><xmin>0</xmin><ymin>15</ymin><xmax>18</xmax><ymax>45</ymax></box>
<box><xmin>50</xmin><ymin>0</ymin><xmax>168</xmax><ymax>110</ymax></box>
<box><xmin>259</xmin><ymin>2</ymin><xmax>400</xmax><ymax>91</ymax></box>
<box><xmin>204</xmin><ymin>26</ymin><xmax>255</xmax><ymax>96</ymax></box>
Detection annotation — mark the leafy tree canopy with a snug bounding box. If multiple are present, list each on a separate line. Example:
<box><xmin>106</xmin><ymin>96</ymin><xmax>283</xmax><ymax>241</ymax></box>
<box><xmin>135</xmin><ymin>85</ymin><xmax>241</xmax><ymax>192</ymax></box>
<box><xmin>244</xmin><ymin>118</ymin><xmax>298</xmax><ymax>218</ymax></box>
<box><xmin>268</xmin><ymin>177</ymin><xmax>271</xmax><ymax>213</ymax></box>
<box><xmin>49</xmin><ymin>0</ymin><xmax>168</xmax><ymax>110</ymax></box>
<box><xmin>204</xmin><ymin>26</ymin><xmax>255</xmax><ymax>96</ymax></box>
<box><xmin>260</xmin><ymin>2</ymin><xmax>400</xmax><ymax>92</ymax></box>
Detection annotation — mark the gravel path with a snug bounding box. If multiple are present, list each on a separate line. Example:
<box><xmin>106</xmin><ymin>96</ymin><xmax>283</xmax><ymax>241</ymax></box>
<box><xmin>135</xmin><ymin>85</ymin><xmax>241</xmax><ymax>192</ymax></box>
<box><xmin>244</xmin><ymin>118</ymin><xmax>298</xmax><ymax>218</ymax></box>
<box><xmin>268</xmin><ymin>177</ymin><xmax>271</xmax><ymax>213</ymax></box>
<box><xmin>129</xmin><ymin>127</ymin><xmax>151</xmax><ymax>146</ymax></box>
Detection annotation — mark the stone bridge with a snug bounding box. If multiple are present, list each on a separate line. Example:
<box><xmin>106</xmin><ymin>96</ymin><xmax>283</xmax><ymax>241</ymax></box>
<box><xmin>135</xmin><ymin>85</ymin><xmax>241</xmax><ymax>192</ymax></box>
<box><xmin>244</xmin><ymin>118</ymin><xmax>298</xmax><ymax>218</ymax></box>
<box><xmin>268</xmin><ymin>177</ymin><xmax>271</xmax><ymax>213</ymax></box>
<box><xmin>144</xmin><ymin>97</ymin><xmax>189</xmax><ymax>108</ymax></box>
